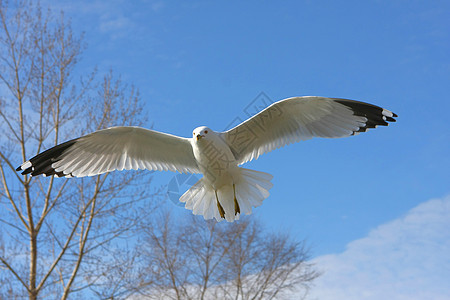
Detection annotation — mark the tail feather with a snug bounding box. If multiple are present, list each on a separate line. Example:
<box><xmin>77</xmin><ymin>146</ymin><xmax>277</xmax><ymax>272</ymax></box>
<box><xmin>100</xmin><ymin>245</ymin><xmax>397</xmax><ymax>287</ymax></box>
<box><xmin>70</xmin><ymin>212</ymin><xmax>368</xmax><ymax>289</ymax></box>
<box><xmin>182</xmin><ymin>180</ymin><xmax>204</xmax><ymax>210</ymax></box>
<box><xmin>179</xmin><ymin>168</ymin><xmax>273</xmax><ymax>222</ymax></box>
<box><xmin>241</xmin><ymin>171</ymin><xmax>273</xmax><ymax>191</ymax></box>
<box><xmin>202</xmin><ymin>194</ymin><xmax>215</xmax><ymax>219</ymax></box>
<box><xmin>241</xmin><ymin>168</ymin><xmax>273</xmax><ymax>183</ymax></box>
<box><xmin>217</xmin><ymin>185</ymin><xmax>236</xmax><ymax>222</ymax></box>
<box><xmin>235</xmin><ymin>185</ymin><xmax>255</xmax><ymax>214</ymax></box>
<box><xmin>242</xmin><ymin>183</ymin><xmax>267</xmax><ymax>207</ymax></box>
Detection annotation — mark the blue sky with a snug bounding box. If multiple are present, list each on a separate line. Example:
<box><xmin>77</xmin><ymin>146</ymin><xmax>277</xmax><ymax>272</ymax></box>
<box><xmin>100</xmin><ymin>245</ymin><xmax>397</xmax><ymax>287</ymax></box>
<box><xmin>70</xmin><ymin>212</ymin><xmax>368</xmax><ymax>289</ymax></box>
<box><xmin>48</xmin><ymin>0</ymin><xmax>449</xmax><ymax>298</ymax></box>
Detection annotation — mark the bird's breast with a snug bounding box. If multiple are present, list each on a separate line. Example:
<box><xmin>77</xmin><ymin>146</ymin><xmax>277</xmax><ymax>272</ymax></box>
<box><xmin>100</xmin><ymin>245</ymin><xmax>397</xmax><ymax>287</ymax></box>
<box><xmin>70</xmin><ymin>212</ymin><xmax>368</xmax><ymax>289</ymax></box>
<box><xmin>192</xmin><ymin>135</ymin><xmax>238</xmax><ymax>188</ymax></box>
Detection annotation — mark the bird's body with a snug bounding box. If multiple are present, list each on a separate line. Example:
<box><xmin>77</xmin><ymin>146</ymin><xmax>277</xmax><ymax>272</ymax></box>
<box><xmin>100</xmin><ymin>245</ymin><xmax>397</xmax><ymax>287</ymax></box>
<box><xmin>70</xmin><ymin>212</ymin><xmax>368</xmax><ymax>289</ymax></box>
<box><xmin>191</xmin><ymin>126</ymin><xmax>238</xmax><ymax>190</ymax></box>
<box><xmin>17</xmin><ymin>96</ymin><xmax>397</xmax><ymax>222</ymax></box>
<box><xmin>186</xmin><ymin>126</ymin><xmax>273</xmax><ymax>221</ymax></box>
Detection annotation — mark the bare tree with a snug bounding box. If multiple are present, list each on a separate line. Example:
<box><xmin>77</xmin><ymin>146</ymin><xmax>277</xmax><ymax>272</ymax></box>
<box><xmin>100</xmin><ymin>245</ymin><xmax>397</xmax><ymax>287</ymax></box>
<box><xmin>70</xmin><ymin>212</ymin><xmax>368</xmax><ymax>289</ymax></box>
<box><xmin>136</xmin><ymin>212</ymin><xmax>319</xmax><ymax>300</ymax></box>
<box><xmin>0</xmin><ymin>1</ymin><xmax>159</xmax><ymax>299</ymax></box>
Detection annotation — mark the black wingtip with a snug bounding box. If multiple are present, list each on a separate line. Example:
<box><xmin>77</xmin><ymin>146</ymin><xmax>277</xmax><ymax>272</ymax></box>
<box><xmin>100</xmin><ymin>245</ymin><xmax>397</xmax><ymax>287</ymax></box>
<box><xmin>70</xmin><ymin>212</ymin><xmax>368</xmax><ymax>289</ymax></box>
<box><xmin>21</xmin><ymin>168</ymin><xmax>33</xmax><ymax>175</ymax></box>
<box><xmin>333</xmin><ymin>99</ymin><xmax>397</xmax><ymax>134</ymax></box>
<box><xmin>17</xmin><ymin>139</ymin><xmax>77</xmax><ymax>177</ymax></box>
<box><xmin>385</xmin><ymin>116</ymin><xmax>396</xmax><ymax>122</ymax></box>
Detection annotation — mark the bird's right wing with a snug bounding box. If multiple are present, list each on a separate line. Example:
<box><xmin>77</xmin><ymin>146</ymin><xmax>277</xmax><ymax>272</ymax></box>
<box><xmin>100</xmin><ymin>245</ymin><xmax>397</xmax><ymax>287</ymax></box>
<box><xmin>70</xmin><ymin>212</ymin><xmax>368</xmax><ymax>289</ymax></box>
<box><xmin>17</xmin><ymin>126</ymin><xmax>200</xmax><ymax>177</ymax></box>
<box><xmin>221</xmin><ymin>97</ymin><xmax>397</xmax><ymax>165</ymax></box>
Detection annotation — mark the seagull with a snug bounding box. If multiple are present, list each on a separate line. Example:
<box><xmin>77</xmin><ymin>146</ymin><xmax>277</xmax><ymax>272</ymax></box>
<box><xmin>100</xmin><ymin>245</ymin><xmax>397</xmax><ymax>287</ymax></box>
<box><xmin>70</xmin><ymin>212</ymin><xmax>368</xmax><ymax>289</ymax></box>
<box><xmin>17</xmin><ymin>96</ymin><xmax>397</xmax><ymax>222</ymax></box>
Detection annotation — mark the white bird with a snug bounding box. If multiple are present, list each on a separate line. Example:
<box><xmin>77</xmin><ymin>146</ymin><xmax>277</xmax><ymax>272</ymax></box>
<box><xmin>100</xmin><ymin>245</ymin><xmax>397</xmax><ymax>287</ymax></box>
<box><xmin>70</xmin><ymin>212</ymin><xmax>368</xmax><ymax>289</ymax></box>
<box><xmin>17</xmin><ymin>96</ymin><xmax>397</xmax><ymax>222</ymax></box>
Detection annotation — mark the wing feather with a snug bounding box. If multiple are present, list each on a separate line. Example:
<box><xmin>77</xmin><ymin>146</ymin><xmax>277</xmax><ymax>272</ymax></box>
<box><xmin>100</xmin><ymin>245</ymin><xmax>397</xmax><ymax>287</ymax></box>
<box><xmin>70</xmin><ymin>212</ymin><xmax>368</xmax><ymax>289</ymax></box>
<box><xmin>222</xmin><ymin>96</ymin><xmax>397</xmax><ymax>165</ymax></box>
<box><xmin>17</xmin><ymin>126</ymin><xmax>199</xmax><ymax>177</ymax></box>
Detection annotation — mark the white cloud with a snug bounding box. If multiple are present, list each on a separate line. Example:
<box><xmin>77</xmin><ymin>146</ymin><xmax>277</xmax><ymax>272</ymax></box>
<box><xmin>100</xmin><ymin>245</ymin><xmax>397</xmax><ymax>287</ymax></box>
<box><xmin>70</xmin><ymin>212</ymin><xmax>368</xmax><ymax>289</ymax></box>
<box><xmin>44</xmin><ymin>0</ymin><xmax>137</xmax><ymax>40</ymax></box>
<box><xmin>302</xmin><ymin>195</ymin><xmax>450</xmax><ymax>300</ymax></box>
<box><xmin>150</xmin><ymin>1</ymin><xmax>165</xmax><ymax>13</ymax></box>
<box><xmin>98</xmin><ymin>13</ymin><xmax>135</xmax><ymax>39</ymax></box>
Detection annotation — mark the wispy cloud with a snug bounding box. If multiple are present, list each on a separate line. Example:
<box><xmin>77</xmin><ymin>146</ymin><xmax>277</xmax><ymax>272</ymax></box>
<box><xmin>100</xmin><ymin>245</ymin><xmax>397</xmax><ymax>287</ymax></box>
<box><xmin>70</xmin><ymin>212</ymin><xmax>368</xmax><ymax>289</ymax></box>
<box><xmin>150</xmin><ymin>1</ymin><xmax>165</xmax><ymax>13</ymax></box>
<box><xmin>43</xmin><ymin>0</ymin><xmax>139</xmax><ymax>40</ymax></box>
<box><xmin>300</xmin><ymin>195</ymin><xmax>450</xmax><ymax>300</ymax></box>
<box><xmin>98</xmin><ymin>13</ymin><xmax>135</xmax><ymax>39</ymax></box>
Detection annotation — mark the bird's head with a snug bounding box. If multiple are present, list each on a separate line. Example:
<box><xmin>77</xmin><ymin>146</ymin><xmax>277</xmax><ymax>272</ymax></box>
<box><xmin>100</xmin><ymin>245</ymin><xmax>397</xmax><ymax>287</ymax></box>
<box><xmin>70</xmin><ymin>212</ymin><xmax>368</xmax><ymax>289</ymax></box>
<box><xmin>193</xmin><ymin>126</ymin><xmax>211</xmax><ymax>141</ymax></box>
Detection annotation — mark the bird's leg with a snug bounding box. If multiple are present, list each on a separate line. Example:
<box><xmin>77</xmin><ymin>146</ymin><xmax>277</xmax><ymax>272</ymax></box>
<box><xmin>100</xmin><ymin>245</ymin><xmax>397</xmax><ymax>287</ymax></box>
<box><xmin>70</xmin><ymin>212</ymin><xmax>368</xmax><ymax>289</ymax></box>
<box><xmin>215</xmin><ymin>190</ymin><xmax>225</xmax><ymax>219</ymax></box>
<box><xmin>233</xmin><ymin>183</ymin><xmax>240</xmax><ymax>215</ymax></box>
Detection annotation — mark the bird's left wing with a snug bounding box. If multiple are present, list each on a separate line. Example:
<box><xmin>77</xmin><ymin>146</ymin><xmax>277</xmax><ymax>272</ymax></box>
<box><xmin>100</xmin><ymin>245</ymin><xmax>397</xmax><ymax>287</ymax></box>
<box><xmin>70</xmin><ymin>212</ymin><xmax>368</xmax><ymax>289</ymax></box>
<box><xmin>221</xmin><ymin>96</ymin><xmax>397</xmax><ymax>165</ymax></box>
<box><xmin>17</xmin><ymin>126</ymin><xmax>200</xmax><ymax>177</ymax></box>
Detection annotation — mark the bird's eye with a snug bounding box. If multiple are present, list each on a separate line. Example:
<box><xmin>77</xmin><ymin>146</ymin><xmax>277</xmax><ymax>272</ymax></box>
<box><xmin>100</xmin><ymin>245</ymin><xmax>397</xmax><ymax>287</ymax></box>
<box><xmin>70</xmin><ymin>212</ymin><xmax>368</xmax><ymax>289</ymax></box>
<box><xmin>205</xmin><ymin>130</ymin><xmax>208</xmax><ymax>134</ymax></box>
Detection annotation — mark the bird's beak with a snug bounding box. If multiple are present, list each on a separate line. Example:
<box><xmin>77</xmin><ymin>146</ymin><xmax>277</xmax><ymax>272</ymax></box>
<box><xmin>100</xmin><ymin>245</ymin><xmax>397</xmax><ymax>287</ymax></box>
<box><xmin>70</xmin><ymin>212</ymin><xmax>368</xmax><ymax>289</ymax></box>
<box><xmin>196</xmin><ymin>134</ymin><xmax>203</xmax><ymax>141</ymax></box>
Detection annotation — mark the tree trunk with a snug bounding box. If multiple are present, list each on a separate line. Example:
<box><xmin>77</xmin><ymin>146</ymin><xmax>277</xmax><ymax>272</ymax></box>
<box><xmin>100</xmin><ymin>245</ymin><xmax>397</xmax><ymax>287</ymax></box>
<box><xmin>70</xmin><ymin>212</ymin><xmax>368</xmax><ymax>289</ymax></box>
<box><xmin>29</xmin><ymin>230</ymin><xmax>37</xmax><ymax>300</ymax></box>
